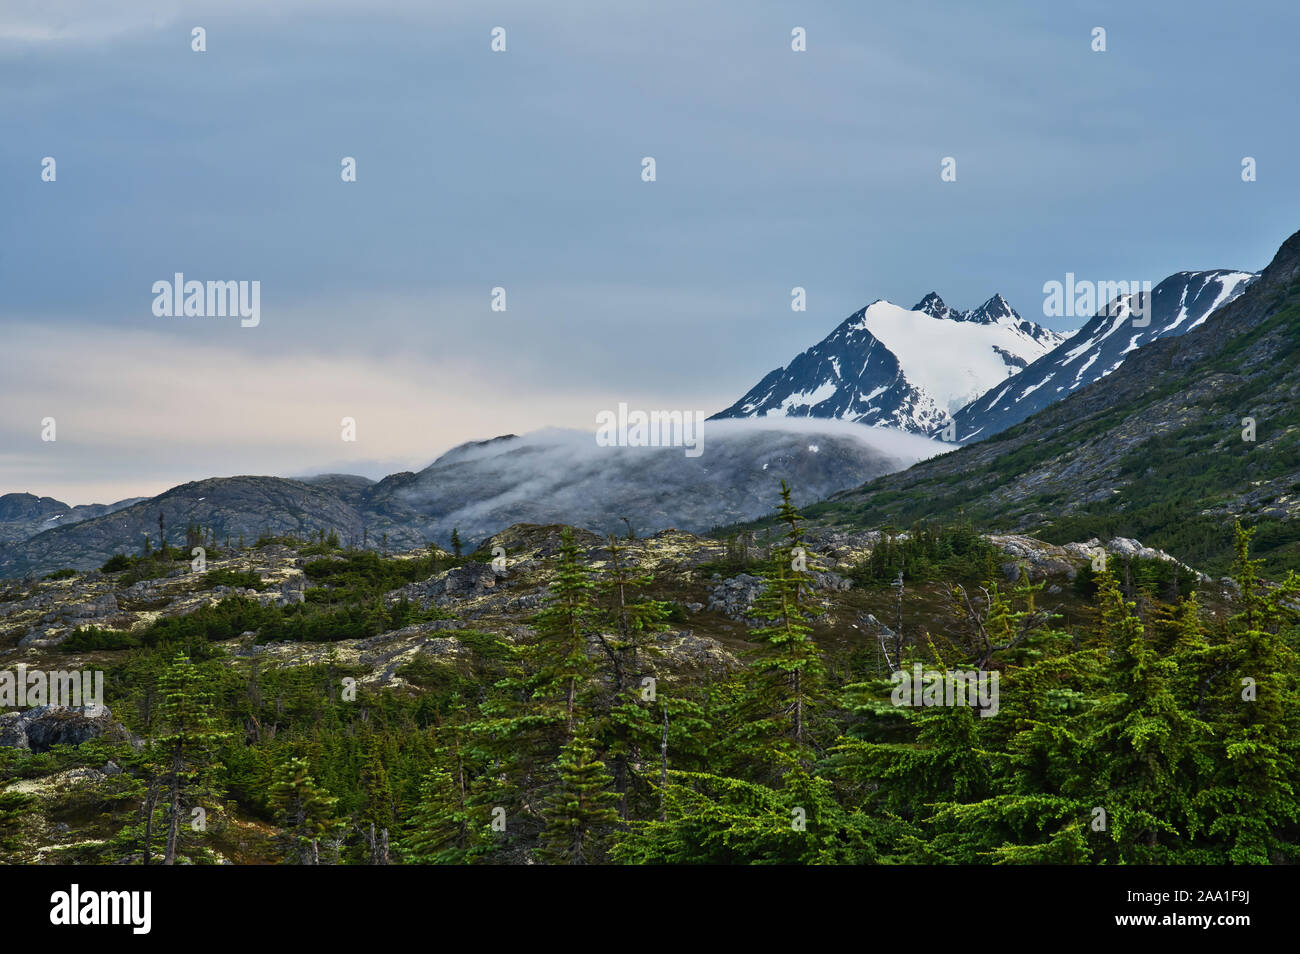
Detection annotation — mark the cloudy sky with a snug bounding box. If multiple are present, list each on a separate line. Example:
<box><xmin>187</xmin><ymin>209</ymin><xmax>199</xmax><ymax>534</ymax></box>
<box><xmin>3</xmin><ymin>0</ymin><xmax>1297</xmax><ymax>504</ymax></box>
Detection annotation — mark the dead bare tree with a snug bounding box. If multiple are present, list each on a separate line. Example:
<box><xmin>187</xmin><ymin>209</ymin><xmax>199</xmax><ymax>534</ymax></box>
<box><xmin>945</xmin><ymin>576</ymin><xmax>1061</xmax><ymax>669</ymax></box>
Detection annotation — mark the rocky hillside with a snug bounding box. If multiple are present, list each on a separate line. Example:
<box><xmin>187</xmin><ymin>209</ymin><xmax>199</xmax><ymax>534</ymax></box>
<box><xmin>0</xmin><ymin>477</ymin><xmax>430</xmax><ymax>581</ymax></box>
<box><xmin>0</xmin><ymin>525</ymin><xmax>1206</xmax><ymax>660</ymax></box>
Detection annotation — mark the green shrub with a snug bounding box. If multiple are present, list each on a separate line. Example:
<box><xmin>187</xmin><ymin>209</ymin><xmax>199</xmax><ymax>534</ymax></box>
<box><xmin>204</xmin><ymin>568</ymin><xmax>269</xmax><ymax>591</ymax></box>
<box><xmin>61</xmin><ymin>626</ymin><xmax>141</xmax><ymax>652</ymax></box>
<box><xmin>848</xmin><ymin>522</ymin><xmax>998</xmax><ymax>585</ymax></box>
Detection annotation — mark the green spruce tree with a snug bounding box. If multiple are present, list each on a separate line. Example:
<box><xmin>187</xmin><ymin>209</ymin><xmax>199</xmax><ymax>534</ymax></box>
<box><xmin>530</xmin><ymin>527</ymin><xmax>598</xmax><ymax>735</ymax></box>
<box><xmin>732</xmin><ymin>480</ymin><xmax>827</xmax><ymax>775</ymax></box>
<box><xmin>269</xmin><ymin>755</ymin><xmax>339</xmax><ymax>865</ymax></box>
<box><xmin>537</xmin><ymin>733</ymin><xmax>620</xmax><ymax>864</ymax></box>
<box><xmin>154</xmin><ymin>652</ymin><xmax>229</xmax><ymax>864</ymax></box>
<box><xmin>1197</xmin><ymin>523</ymin><xmax>1300</xmax><ymax>862</ymax></box>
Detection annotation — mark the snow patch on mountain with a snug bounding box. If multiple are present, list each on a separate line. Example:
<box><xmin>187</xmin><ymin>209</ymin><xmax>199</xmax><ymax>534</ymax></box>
<box><xmin>951</xmin><ymin>269</ymin><xmax>1257</xmax><ymax>443</ymax></box>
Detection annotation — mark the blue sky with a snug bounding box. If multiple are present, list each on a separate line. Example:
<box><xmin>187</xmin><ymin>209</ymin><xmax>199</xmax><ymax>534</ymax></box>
<box><xmin>2</xmin><ymin>0</ymin><xmax>1297</xmax><ymax>503</ymax></box>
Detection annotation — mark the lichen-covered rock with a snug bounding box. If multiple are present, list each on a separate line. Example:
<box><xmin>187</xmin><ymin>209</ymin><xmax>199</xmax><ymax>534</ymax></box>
<box><xmin>706</xmin><ymin>568</ymin><xmax>850</xmax><ymax>622</ymax></box>
<box><xmin>0</xmin><ymin>705</ymin><xmax>132</xmax><ymax>753</ymax></box>
<box><xmin>706</xmin><ymin>573</ymin><xmax>765</xmax><ymax>621</ymax></box>
<box><xmin>809</xmin><ymin>570</ymin><xmax>852</xmax><ymax>592</ymax></box>
<box><xmin>988</xmin><ymin>534</ymin><xmax>1081</xmax><ymax>581</ymax></box>
<box><xmin>64</xmin><ymin>593</ymin><xmax>118</xmax><ymax>619</ymax></box>
<box><xmin>505</xmin><ymin>589</ymin><xmax>548</xmax><ymax>612</ymax></box>
<box><xmin>443</xmin><ymin>562</ymin><xmax>504</xmax><ymax>599</ymax></box>
<box><xmin>385</xmin><ymin>561</ymin><xmax>506</xmax><ymax>609</ymax></box>
<box><xmin>653</xmin><ymin>630</ymin><xmax>737</xmax><ymax>671</ymax></box>
<box><xmin>1105</xmin><ymin>537</ymin><xmax>1206</xmax><ymax>578</ymax></box>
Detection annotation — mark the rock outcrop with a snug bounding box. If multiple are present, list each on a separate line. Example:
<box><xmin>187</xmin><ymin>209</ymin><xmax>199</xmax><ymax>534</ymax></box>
<box><xmin>0</xmin><ymin>705</ymin><xmax>133</xmax><ymax>753</ymax></box>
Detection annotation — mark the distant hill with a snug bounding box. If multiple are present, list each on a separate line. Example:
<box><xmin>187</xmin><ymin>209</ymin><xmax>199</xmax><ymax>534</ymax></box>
<box><xmin>365</xmin><ymin>420</ymin><xmax>944</xmax><ymax>546</ymax></box>
<box><xmin>0</xmin><ymin>493</ymin><xmax>145</xmax><ymax>548</ymax></box>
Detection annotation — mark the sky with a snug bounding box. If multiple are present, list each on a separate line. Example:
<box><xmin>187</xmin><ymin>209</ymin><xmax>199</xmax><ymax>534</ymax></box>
<box><xmin>2</xmin><ymin>0</ymin><xmax>1297</xmax><ymax>504</ymax></box>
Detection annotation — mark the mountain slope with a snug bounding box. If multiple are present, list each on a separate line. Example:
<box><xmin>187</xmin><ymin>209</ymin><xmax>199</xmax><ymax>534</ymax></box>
<box><xmin>810</xmin><ymin>228</ymin><xmax>1300</xmax><ymax>575</ymax></box>
<box><xmin>711</xmin><ymin>293</ymin><xmax>1066</xmax><ymax>433</ymax></box>
<box><xmin>952</xmin><ymin>269</ymin><xmax>1256</xmax><ymax>442</ymax></box>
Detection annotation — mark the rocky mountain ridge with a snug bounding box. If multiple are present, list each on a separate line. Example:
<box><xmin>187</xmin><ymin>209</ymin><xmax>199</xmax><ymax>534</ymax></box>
<box><xmin>814</xmin><ymin>227</ymin><xmax>1300</xmax><ymax>575</ymax></box>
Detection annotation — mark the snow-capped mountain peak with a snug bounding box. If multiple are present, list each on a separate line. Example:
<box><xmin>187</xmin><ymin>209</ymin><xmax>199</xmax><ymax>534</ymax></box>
<box><xmin>911</xmin><ymin>291</ymin><xmax>1068</xmax><ymax>345</ymax></box>
<box><xmin>912</xmin><ymin>292</ymin><xmax>955</xmax><ymax>320</ymax></box>
<box><xmin>711</xmin><ymin>292</ymin><xmax>1064</xmax><ymax>433</ymax></box>
<box><xmin>966</xmin><ymin>292</ymin><xmax>1017</xmax><ymax>324</ymax></box>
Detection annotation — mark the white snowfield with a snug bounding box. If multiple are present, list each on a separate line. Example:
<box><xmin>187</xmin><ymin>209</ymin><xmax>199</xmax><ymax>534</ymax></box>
<box><xmin>851</xmin><ymin>301</ymin><xmax>1062</xmax><ymax>415</ymax></box>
